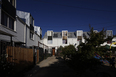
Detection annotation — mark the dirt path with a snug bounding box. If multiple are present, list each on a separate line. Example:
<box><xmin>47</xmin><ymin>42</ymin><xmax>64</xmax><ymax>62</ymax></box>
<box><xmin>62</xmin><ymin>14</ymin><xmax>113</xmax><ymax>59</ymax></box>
<box><xmin>23</xmin><ymin>56</ymin><xmax>116</xmax><ymax>77</ymax></box>
<box><xmin>23</xmin><ymin>56</ymin><xmax>77</xmax><ymax>77</ymax></box>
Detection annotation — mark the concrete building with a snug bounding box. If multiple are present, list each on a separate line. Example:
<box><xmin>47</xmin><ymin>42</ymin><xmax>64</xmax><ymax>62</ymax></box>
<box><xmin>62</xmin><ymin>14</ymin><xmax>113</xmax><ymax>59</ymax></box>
<box><xmin>16</xmin><ymin>10</ymin><xmax>44</xmax><ymax>48</ymax></box>
<box><xmin>42</xmin><ymin>30</ymin><xmax>91</xmax><ymax>54</ymax></box>
<box><xmin>43</xmin><ymin>30</ymin><xmax>114</xmax><ymax>55</ymax></box>
<box><xmin>0</xmin><ymin>0</ymin><xmax>44</xmax><ymax>55</ymax></box>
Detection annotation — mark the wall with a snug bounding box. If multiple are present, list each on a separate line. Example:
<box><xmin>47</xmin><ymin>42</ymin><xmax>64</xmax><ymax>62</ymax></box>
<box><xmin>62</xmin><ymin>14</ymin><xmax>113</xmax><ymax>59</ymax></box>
<box><xmin>26</xmin><ymin>26</ymin><xmax>40</xmax><ymax>47</ymax></box>
<box><xmin>43</xmin><ymin>37</ymin><xmax>80</xmax><ymax>47</ymax></box>
<box><xmin>12</xmin><ymin>18</ymin><xmax>25</xmax><ymax>42</ymax></box>
<box><xmin>16</xmin><ymin>10</ymin><xmax>30</xmax><ymax>26</ymax></box>
<box><xmin>26</xmin><ymin>26</ymin><xmax>34</xmax><ymax>47</ymax></box>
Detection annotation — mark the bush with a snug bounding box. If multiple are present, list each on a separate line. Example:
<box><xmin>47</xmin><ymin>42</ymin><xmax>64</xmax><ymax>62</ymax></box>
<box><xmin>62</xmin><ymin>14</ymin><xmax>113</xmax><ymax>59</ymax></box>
<box><xmin>61</xmin><ymin>45</ymin><xmax>76</xmax><ymax>60</ymax></box>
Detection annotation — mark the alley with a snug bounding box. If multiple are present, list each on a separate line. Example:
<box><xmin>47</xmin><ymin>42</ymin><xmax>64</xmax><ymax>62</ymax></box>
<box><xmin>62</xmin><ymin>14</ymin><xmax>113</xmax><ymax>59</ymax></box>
<box><xmin>23</xmin><ymin>56</ymin><xmax>116</xmax><ymax>77</ymax></box>
<box><xmin>24</xmin><ymin>56</ymin><xmax>77</xmax><ymax>77</ymax></box>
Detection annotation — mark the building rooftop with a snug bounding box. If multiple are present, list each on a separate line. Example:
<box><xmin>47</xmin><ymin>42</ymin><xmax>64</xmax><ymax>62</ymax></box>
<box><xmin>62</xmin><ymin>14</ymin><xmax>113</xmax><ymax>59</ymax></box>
<box><xmin>43</xmin><ymin>31</ymin><xmax>90</xmax><ymax>39</ymax></box>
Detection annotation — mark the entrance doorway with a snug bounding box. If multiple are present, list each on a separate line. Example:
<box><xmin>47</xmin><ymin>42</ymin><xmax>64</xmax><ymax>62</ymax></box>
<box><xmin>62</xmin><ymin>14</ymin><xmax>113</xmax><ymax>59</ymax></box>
<box><xmin>52</xmin><ymin>47</ymin><xmax>55</xmax><ymax>56</ymax></box>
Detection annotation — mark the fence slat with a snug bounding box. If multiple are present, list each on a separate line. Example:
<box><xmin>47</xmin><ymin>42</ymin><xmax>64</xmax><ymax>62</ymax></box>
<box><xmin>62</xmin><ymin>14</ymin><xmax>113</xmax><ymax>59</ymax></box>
<box><xmin>37</xmin><ymin>49</ymin><xmax>39</xmax><ymax>63</ymax></box>
<box><xmin>6</xmin><ymin>46</ymin><xmax>34</xmax><ymax>73</ymax></box>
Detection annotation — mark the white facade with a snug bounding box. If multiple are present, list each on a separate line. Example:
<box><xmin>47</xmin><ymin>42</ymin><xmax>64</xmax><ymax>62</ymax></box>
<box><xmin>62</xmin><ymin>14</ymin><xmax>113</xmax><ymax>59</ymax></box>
<box><xmin>16</xmin><ymin>10</ymin><xmax>31</xmax><ymax>27</ymax></box>
<box><xmin>43</xmin><ymin>30</ymin><xmax>86</xmax><ymax>53</ymax></box>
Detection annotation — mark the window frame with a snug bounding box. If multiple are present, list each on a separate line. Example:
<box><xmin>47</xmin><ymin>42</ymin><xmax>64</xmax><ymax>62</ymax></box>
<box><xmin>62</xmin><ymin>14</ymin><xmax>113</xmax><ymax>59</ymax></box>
<box><xmin>1</xmin><ymin>11</ymin><xmax>15</xmax><ymax>31</ymax></box>
<box><xmin>30</xmin><ymin>32</ymin><xmax>34</xmax><ymax>40</ymax></box>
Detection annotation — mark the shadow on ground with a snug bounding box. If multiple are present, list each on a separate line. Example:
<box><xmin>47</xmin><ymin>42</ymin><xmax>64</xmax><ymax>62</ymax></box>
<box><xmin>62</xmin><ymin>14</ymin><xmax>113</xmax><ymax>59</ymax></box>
<box><xmin>23</xmin><ymin>56</ymin><xmax>77</xmax><ymax>77</ymax></box>
<box><xmin>22</xmin><ymin>56</ymin><xmax>116</xmax><ymax>77</ymax></box>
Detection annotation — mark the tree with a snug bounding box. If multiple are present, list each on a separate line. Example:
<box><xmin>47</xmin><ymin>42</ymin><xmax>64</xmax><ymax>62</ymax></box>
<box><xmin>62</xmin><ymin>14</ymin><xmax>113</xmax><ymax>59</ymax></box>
<box><xmin>68</xmin><ymin>26</ymin><xmax>114</xmax><ymax>76</ymax></box>
<box><xmin>61</xmin><ymin>45</ymin><xmax>76</xmax><ymax>60</ymax></box>
<box><xmin>57</xmin><ymin>46</ymin><xmax>63</xmax><ymax>56</ymax></box>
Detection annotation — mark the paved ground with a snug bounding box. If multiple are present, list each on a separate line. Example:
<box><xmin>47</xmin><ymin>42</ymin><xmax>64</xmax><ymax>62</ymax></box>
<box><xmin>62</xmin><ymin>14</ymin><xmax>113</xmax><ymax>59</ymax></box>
<box><xmin>24</xmin><ymin>56</ymin><xmax>77</xmax><ymax>77</ymax></box>
<box><xmin>23</xmin><ymin>56</ymin><xmax>116</xmax><ymax>77</ymax></box>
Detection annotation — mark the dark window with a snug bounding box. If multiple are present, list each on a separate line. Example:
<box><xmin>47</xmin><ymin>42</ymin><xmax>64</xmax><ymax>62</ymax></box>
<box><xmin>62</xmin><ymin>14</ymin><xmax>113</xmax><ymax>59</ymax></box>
<box><xmin>30</xmin><ymin>32</ymin><xmax>34</xmax><ymax>40</ymax></box>
<box><xmin>9</xmin><ymin>0</ymin><xmax>15</xmax><ymax>7</ymax></box>
<box><xmin>1</xmin><ymin>11</ymin><xmax>7</xmax><ymax>27</ymax></box>
<box><xmin>68</xmin><ymin>33</ymin><xmax>72</xmax><ymax>38</ymax></box>
<box><xmin>1</xmin><ymin>11</ymin><xmax>14</xmax><ymax>30</ymax></box>
<box><xmin>48</xmin><ymin>36</ymin><xmax>52</xmax><ymax>40</ymax></box>
<box><xmin>77</xmin><ymin>36</ymin><xmax>82</xmax><ymax>40</ymax></box>
<box><xmin>83</xmin><ymin>33</ymin><xmax>86</xmax><ymax>37</ymax></box>
<box><xmin>9</xmin><ymin>17</ymin><xmax>14</xmax><ymax>30</ymax></box>
<box><xmin>53</xmin><ymin>33</ymin><xmax>58</xmax><ymax>37</ymax></box>
<box><xmin>87</xmin><ymin>32</ymin><xmax>90</xmax><ymax>36</ymax></box>
<box><xmin>30</xmin><ymin>16</ymin><xmax>34</xmax><ymax>25</ymax></box>
<box><xmin>40</xmin><ymin>34</ymin><xmax>42</xmax><ymax>39</ymax></box>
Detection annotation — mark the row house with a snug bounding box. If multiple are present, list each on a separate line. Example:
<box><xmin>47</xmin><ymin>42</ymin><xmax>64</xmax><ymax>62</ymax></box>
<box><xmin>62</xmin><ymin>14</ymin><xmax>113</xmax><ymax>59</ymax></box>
<box><xmin>42</xmin><ymin>30</ymin><xmax>88</xmax><ymax>55</ymax></box>
<box><xmin>0</xmin><ymin>0</ymin><xmax>45</xmax><ymax>56</ymax></box>
<box><xmin>16</xmin><ymin>10</ymin><xmax>42</xmax><ymax>47</ymax></box>
<box><xmin>43</xmin><ymin>30</ymin><xmax>113</xmax><ymax>55</ymax></box>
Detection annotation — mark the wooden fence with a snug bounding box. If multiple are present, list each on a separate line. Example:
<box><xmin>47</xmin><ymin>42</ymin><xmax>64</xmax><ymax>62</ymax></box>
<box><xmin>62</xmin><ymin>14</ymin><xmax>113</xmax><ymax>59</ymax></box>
<box><xmin>6</xmin><ymin>46</ymin><xmax>34</xmax><ymax>73</ymax></box>
<box><xmin>36</xmin><ymin>49</ymin><xmax>39</xmax><ymax>63</ymax></box>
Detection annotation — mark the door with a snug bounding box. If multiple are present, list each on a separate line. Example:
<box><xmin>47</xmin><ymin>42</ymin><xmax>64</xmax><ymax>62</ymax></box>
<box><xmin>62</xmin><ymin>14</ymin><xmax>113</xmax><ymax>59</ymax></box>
<box><xmin>52</xmin><ymin>48</ymin><xmax>55</xmax><ymax>56</ymax></box>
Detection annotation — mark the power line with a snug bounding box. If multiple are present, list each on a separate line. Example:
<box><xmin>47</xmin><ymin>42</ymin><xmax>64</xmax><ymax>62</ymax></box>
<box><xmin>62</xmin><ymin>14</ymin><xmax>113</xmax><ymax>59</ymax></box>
<box><xmin>34</xmin><ymin>0</ymin><xmax>116</xmax><ymax>12</ymax></box>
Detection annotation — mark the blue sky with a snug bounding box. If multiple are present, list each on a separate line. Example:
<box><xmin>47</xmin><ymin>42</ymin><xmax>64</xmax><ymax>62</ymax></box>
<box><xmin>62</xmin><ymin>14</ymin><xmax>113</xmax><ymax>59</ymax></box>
<box><xmin>17</xmin><ymin>0</ymin><xmax>116</xmax><ymax>37</ymax></box>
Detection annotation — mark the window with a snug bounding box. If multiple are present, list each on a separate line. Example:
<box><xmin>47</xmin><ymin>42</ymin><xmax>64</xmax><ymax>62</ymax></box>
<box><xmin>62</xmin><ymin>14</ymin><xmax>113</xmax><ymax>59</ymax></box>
<box><xmin>48</xmin><ymin>36</ymin><xmax>52</xmax><ymax>40</ymax></box>
<box><xmin>48</xmin><ymin>40</ymin><xmax>52</xmax><ymax>44</ymax></box>
<box><xmin>30</xmin><ymin>16</ymin><xmax>34</xmax><ymax>25</ymax></box>
<box><xmin>77</xmin><ymin>36</ymin><xmax>82</xmax><ymax>40</ymax></box>
<box><xmin>9</xmin><ymin>17</ymin><xmax>14</xmax><ymax>30</ymax></box>
<box><xmin>1</xmin><ymin>11</ymin><xmax>15</xmax><ymax>30</ymax></box>
<box><xmin>63</xmin><ymin>39</ymin><xmax>67</xmax><ymax>44</ymax></box>
<box><xmin>1</xmin><ymin>11</ymin><xmax>7</xmax><ymax>27</ymax></box>
<box><xmin>47</xmin><ymin>36</ymin><xmax>52</xmax><ymax>44</ymax></box>
<box><xmin>9</xmin><ymin>0</ymin><xmax>15</xmax><ymax>7</ymax></box>
<box><xmin>53</xmin><ymin>33</ymin><xmax>58</xmax><ymax>38</ymax></box>
<box><xmin>47</xmin><ymin>31</ymin><xmax>53</xmax><ymax>36</ymax></box>
<box><xmin>63</xmin><ymin>31</ymin><xmax>67</xmax><ymax>36</ymax></box>
<box><xmin>68</xmin><ymin>33</ymin><xmax>72</xmax><ymax>38</ymax></box>
<box><xmin>30</xmin><ymin>32</ymin><xmax>34</xmax><ymax>40</ymax></box>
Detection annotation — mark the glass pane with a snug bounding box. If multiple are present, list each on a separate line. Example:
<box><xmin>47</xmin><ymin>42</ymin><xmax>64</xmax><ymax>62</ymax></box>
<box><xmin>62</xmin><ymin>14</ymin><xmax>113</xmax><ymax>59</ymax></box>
<box><xmin>1</xmin><ymin>12</ymin><xmax>7</xmax><ymax>27</ymax></box>
<box><xmin>9</xmin><ymin>17</ymin><xmax>14</xmax><ymax>30</ymax></box>
<box><xmin>63</xmin><ymin>40</ymin><xmax>67</xmax><ymax>44</ymax></box>
<box><xmin>48</xmin><ymin>40</ymin><xmax>52</xmax><ymax>44</ymax></box>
